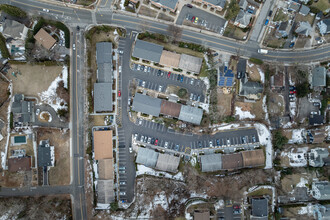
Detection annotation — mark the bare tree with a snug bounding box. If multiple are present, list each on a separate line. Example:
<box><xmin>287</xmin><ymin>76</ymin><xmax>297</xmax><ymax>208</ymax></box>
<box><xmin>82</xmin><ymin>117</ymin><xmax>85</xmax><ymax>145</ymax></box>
<box><xmin>167</xmin><ymin>24</ymin><xmax>182</xmax><ymax>43</ymax></box>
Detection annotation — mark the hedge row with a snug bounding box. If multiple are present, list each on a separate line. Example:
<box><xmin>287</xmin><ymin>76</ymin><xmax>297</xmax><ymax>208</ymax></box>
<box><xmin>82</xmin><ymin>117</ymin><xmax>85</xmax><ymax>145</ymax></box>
<box><xmin>0</xmin><ymin>33</ymin><xmax>10</xmax><ymax>59</ymax></box>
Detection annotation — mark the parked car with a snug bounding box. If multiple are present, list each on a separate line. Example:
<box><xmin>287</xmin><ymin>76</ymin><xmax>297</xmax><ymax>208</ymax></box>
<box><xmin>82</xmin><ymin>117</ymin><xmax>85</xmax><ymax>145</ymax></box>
<box><xmin>142</xmin><ymin>81</ymin><xmax>146</xmax><ymax>87</ymax></box>
<box><xmin>144</xmin><ymin>66</ymin><xmax>148</xmax><ymax>72</ymax></box>
<box><xmin>129</xmin><ymin>147</ymin><xmax>133</xmax><ymax>153</ymax></box>
<box><xmin>119</xmin><ymin>191</ymin><xmax>126</xmax><ymax>195</ymax></box>
<box><xmin>76</xmin><ymin>26</ymin><xmax>80</xmax><ymax>31</ymax></box>
<box><xmin>134</xmin><ymin>133</ymin><xmax>138</xmax><ymax>140</ymax></box>
<box><xmin>164</xmin><ymin>142</ymin><xmax>169</xmax><ymax>148</ymax></box>
<box><xmin>175</xmin><ymin>144</ymin><xmax>180</xmax><ymax>151</ymax></box>
<box><xmin>118</xmin><ymin>50</ymin><xmax>123</xmax><ymax>54</ymax></box>
<box><xmin>43</xmin><ymin>8</ymin><xmax>49</xmax><ymax>12</ymax></box>
<box><xmin>268</xmin><ymin>10</ymin><xmax>273</xmax><ymax>16</ymax></box>
<box><xmin>190</xmin><ymin>93</ymin><xmax>194</xmax><ymax>100</ymax></box>
<box><xmin>192</xmin><ymin>16</ymin><xmax>195</xmax><ymax>22</ymax></box>
<box><xmin>289</xmin><ymin>42</ymin><xmax>295</xmax><ymax>48</ymax></box>
<box><xmin>140</xmin><ymin>135</ymin><xmax>144</xmax><ymax>142</ymax></box>
<box><xmin>216</xmin><ymin>139</ymin><xmax>220</xmax><ymax>146</ymax></box>
<box><xmin>137</xmin><ymin>64</ymin><xmax>141</xmax><ymax>71</ymax></box>
<box><xmin>252</xmin><ymin>135</ymin><xmax>256</xmax><ymax>142</ymax></box>
<box><xmin>209</xmin><ymin>140</ymin><xmax>213</xmax><ymax>148</ymax></box>
<box><xmin>147</xmin><ymin>66</ymin><xmax>151</xmax><ymax>72</ymax></box>
<box><xmin>147</xmin><ymin>137</ymin><xmax>151</xmax><ymax>144</ymax></box>
<box><xmin>141</xmin><ymin>65</ymin><xmax>145</xmax><ymax>72</ymax></box>
<box><xmin>213</xmin><ymin>52</ymin><xmax>219</xmax><ymax>57</ymax></box>
<box><xmin>119</xmin><ymin>166</ymin><xmax>126</xmax><ymax>170</ymax></box>
<box><xmin>158</xmin><ymin>85</ymin><xmax>163</xmax><ymax>92</ymax></box>
<box><xmin>265</xmin><ymin>19</ymin><xmax>269</xmax><ymax>25</ymax></box>
<box><xmin>177</xmin><ymin>74</ymin><xmax>181</xmax><ymax>80</ymax></box>
<box><xmin>190</xmin><ymin>78</ymin><xmax>194</xmax><ymax>85</ymax></box>
<box><xmin>313</xmin><ymin>102</ymin><xmax>320</xmax><ymax>107</ymax></box>
<box><xmin>36</xmin><ymin>109</ymin><xmax>40</xmax><ymax>115</ymax></box>
<box><xmin>180</xmin><ymin>75</ymin><xmax>184</xmax><ymax>82</ymax></box>
<box><xmin>227</xmin><ymin>139</ymin><xmax>231</xmax><ymax>145</ymax></box>
<box><xmin>151</xmin><ymin>138</ymin><xmax>155</xmax><ymax>144</ymax></box>
<box><xmin>119</xmin><ymin>181</ymin><xmax>126</xmax><ymax>185</ymax></box>
<box><xmin>289</xmin><ymin>86</ymin><xmax>296</xmax><ymax>91</ymax></box>
<box><xmin>155</xmin><ymin>139</ymin><xmax>158</xmax><ymax>146</ymax></box>
<box><xmin>186</xmin><ymin>4</ymin><xmax>193</xmax><ymax>8</ymax></box>
<box><xmin>157</xmin><ymin>69</ymin><xmax>161</xmax><ymax>76</ymax></box>
<box><xmin>119</xmin><ymin>170</ymin><xmax>126</xmax><ymax>174</ymax></box>
<box><xmin>198</xmin><ymin>142</ymin><xmax>202</xmax><ymax>147</ymax></box>
<box><xmin>167</xmin><ymin>72</ymin><xmax>171</xmax><ymax>78</ymax></box>
<box><xmin>195</xmin><ymin>17</ymin><xmax>198</xmax><ymax>23</ymax></box>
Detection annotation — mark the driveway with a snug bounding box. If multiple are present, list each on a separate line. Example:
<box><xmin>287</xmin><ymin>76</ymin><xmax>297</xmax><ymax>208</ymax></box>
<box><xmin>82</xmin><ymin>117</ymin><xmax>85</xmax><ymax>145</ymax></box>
<box><xmin>34</xmin><ymin>104</ymin><xmax>69</xmax><ymax>128</ymax></box>
<box><xmin>176</xmin><ymin>6</ymin><xmax>226</xmax><ymax>33</ymax></box>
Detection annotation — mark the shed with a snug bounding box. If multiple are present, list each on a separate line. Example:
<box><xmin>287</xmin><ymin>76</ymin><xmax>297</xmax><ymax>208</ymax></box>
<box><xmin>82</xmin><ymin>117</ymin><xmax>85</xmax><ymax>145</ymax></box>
<box><xmin>132</xmin><ymin>93</ymin><xmax>161</xmax><ymax>117</ymax></box>
<box><xmin>98</xmin><ymin>158</ymin><xmax>114</xmax><ymax>179</ymax></box>
<box><xmin>93</xmin><ymin>130</ymin><xmax>113</xmax><ymax>160</ymax></box>
<box><xmin>34</xmin><ymin>28</ymin><xmax>56</xmax><ymax>50</ymax></box>
<box><xmin>200</xmin><ymin>154</ymin><xmax>222</xmax><ymax>172</ymax></box>
<box><xmin>136</xmin><ymin>147</ymin><xmax>159</xmax><ymax>168</ymax></box>
<box><xmin>97</xmin><ymin>179</ymin><xmax>115</xmax><ymax>203</ymax></box>
<box><xmin>132</xmin><ymin>40</ymin><xmax>163</xmax><ymax>63</ymax></box>
<box><xmin>178</xmin><ymin>105</ymin><xmax>203</xmax><ymax>125</ymax></box>
<box><xmin>159</xmin><ymin>50</ymin><xmax>180</xmax><ymax>68</ymax></box>
<box><xmin>179</xmin><ymin>54</ymin><xmax>203</xmax><ymax>73</ymax></box>
<box><xmin>241</xmin><ymin>149</ymin><xmax>265</xmax><ymax>167</ymax></box>
<box><xmin>8</xmin><ymin>157</ymin><xmax>31</xmax><ymax>172</ymax></box>
<box><xmin>94</xmin><ymin>83</ymin><xmax>113</xmax><ymax>112</ymax></box>
<box><xmin>155</xmin><ymin>153</ymin><xmax>180</xmax><ymax>172</ymax></box>
<box><xmin>160</xmin><ymin>100</ymin><xmax>181</xmax><ymax>118</ymax></box>
<box><xmin>251</xmin><ymin>198</ymin><xmax>268</xmax><ymax>218</ymax></box>
<box><xmin>221</xmin><ymin>153</ymin><xmax>244</xmax><ymax>170</ymax></box>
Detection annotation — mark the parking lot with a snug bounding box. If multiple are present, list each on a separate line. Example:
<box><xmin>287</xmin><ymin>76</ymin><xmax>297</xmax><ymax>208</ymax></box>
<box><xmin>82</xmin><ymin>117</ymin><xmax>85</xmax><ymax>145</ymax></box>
<box><xmin>132</xmin><ymin>63</ymin><xmax>205</xmax><ymax>102</ymax></box>
<box><xmin>176</xmin><ymin>6</ymin><xmax>227</xmax><ymax>34</ymax></box>
<box><xmin>133</xmin><ymin>118</ymin><xmax>259</xmax><ymax>155</ymax></box>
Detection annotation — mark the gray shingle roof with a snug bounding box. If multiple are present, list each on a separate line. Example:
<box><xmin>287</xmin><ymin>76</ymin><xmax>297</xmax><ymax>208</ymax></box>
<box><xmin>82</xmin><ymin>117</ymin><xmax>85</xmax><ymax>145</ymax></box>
<box><xmin>96</xmin><ymin>179</ymin><xmax>114</xmax><ymax>203</ymax></box>
<box><xmin>309</xmin><ymin>148</ymin><xmax>329</xmax><ymax>167</ymax></box>
<box><xmin>152</xmin><ymin>0</ymin><xmax>178</xmax><ymax>10</ymax></box>
<box><xmin>240</xmin><ymin>78</ymin><xmax>263</xmax><ymax>96</ymax></box>
<box><xmin>235</xmin><ymin>9</ymin><xmax>252</xmax><ymax>26</ymax></box>
<box><xmin>252</xmin><ymin>198</ymin><xmax>268</xmax><ymax>217</ymax></box>
<box><xmin>312</xmin><ymin>181</ymin><xmax>330</xmax><ymax>200</ymax></box>
<box><xmin>239</xmin><ymin>0</ymin><xmax>247</xmax><ymax>10</ymax></box>
<box><xmin>295</xmin><ymin>21</ymin><xmax>312</xmax><ymax>36</ymax></box>
<box><xmin>132</xmin><ymin>93</ymin><xmax>161</xmax><ymax>117</ymax></box>
<box><xmin>317</xmin><ymin>19</ymin><xmax>330</xmax><ymax>35</ymax></box>
<box><xmin>288</xmin><ymin>2</ymin><xmax>300</xmax><ymax>11</ymax></box>
<box><xmin>200</xmin><ymin>154</ymin><xmax>222</xmax><ymax>172</ymax></box>
<box><xmin>132</xmin><ymin>40</ymin><xmax>163</xmax><ymax>63</ymax></box>
<box><xmin>94</xmin><ymin>83</ymin><xmax>113</xmax><ymax>112</ymax></box>
<box><xmin>299</xmin><ymin>5</ymin><xmax>310</xmax><ymax>16</ymax></box>
<box><xmin>136</xmin><ymin>147</ymin><xmax>159</xmax><ymax>168</ymax></box>
<box><xmin>312</xmin><ymin>67</ymin><xmax>326</xmax><ymax>87</ymax></box>
<box><xmin>178</xmin><ymin>105</ymin><xmax>203</xmax><ymax>125</ymax></box>
<box><xmin>204</xmin><ymin>0</ymin><xmax>226</xmax><ymax>8</ymax></box>
<box><xmin>179</xmin><ymin>54</ymin><xmax>203</xmax><ymax>73</ymax></box>
<box><xmin>155</xmin><ymin>153</ymin><xmax>180</xmax><ymax>173</ymax></box>
<box><xmin>12</xmin><ymin>94</ymin><xmax>34</xmax><ymax>124</ymax></box>
<box><xmin>2</xmin><ymin>19</ymin><xmax>26</xmax><ymax>39</ymax></box>
<box><xmin>38</xmin><ymin>140</ymin><xmax>52</xmax><ymax>167</ymax></box>
<box><xmin>96</xmin><ymin>42</ymin><xmax>113</xmax><ymax>83</ymax></box>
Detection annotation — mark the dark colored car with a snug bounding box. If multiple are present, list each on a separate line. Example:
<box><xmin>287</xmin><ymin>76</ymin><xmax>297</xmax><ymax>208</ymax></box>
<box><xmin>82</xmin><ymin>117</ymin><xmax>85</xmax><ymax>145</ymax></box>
<box><xmin>289</xmin><ymin>86</ymin><xmax>296</xmax><ymax>90</ymax></box>
<box><xmin>76</xmin><ymin>26</ymin><xmax>80</xmax><ymax>31</ymax></box>
<box><xmin>157</xmin><ymin>69</ymin><xmax>161</xmax><ymax>76</ymax></box>
<box><xmin>192</xmin><ymin>16</ymin><xmax>195</xmax><ymax>22</ymax></box>
<box><xmin>213</xmin><ymin>52</ymin><xmax>218</xmax><ymax>57</ymax></box>
<box><xmin>151</xmin><ymin>138</ymin><xmax>155</xmax><ymax>144</ymax></box>
<box><xmin>268</xmin><ymin>10</ymin><xmax>273</xmax><ymax>16</ymax></box>
<box><xmin>289</xmin><ymin>42</ymin><xmax>295</xmax><ymax>48</ymax></box>
<box><xmin>198</xmin><ymin>141</ymin><xmax>202</xmax><ymax>147</ymax></box>
<box><xmin>177</xmin><ymin>74</ymin><xmax>181</xmax><ymax>80</ymax></box>
<box><xmin>216</xmin><ymin>139</ymin><xmax>220</xmax><ymax>146</ymax></box>
<box><xmin>180</xmin><ymin>75</ymin><xmax>184</xmax><ymax>82</ymax></box>
<box><xmin>186</xmin><ymin>4</ymin><xmax>193</xmax><ymax>8</ymax></box>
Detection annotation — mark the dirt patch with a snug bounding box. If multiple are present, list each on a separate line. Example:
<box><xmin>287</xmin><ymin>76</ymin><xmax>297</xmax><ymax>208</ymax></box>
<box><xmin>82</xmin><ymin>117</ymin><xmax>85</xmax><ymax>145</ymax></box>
<box><xmin>7</xmin><ymin>64</ymin><xmax>63</xmax><ymax>97</ymax></box>
<box><xmin>0</xmin><ymin>77</ymin><xmax>9</xmax><ymax>105</ymax></box>
<box><xmin>280</xmin><ymin>173</ymin><xmax>311</xmax><ymax>194</ymax></box>
<box><xmin>0</xmin><ymin>196</ymin><xmax>72</xmax><ymax>219</ymax></box>
<box><xmin>223</xmin><ymin>23</ymin><xmax>247</xmax><ymax>40</ymax></box>
<box><xmin>263</xmin><ymin>30</ymin><xmax>286</xmax><ymax>48</ymax></box>
<box><xmin>268</xmin><ymin>93</ymin><xmax>284</xmax><ymax>116</ymax></box>
<box><xmin>37</xmin><ymin>128</ymin><xmax>70</xmax><ymax>185</ymax></box>
<box><xmin>247</xmin><ymin>61</ymin><xmax>261</xmax><ymax>81</ymax></box>
<box><xmin>157</xmin><ymin>13</ymin><xmax>174</xmax><ymax>22</ymax></box>
<box><xmin>295</xmin><ymin>14</ymin><xmax>315</xmax><ymax>25</ymax></box>
<box><xmin>138</xmin><ymin>6</ymin><xmax>158</xmax><ymax>18</ymax></box>
<box><xmin>91</xmin><ymin>115</ymin><xmax>107</xmax><ymax>126</ymax></box>
<box><xmin>0</xmin><ymin>170</ymin><xmax>26</xmax><ymax>187</ymax></box>
<box><xmin>235</xmin><ymin>98</ymin><xmax>264</xmax><ymax>120</ymax></box>
<box><xmin>217</xmin><ymin>87</ymin><xmax>232</xmax><ymax>117</ymax></box>
<box><xmin>295</xmin><ymin>37</ymin><xmax>309</xmax><ymax>49</ymax></box>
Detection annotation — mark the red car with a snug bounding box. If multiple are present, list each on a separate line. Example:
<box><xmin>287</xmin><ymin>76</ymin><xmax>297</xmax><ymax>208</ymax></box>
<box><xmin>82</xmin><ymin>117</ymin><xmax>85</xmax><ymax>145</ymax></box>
<box><xmin>154</xmin><ymin>139</ymin><xmax>158</xmax><ymax>146</ymax></box>
<box><xmin>118</xmin><ymin>90</ymin><xmax>121</xmax><ymax>97</ymax></box>
<box><xmin>289</xmin><ymin>90</ymin><xmax>296</xmax><ymax>94</ymax></box>
<box><xmin>167</xmin><ymin>72</ymin><xmax>171</xmax><ymax>78</ymax></box>
<box><xmin>192</xmin><ymin>16</ymin><xmax>195</xmax><ymax>22</ymax></box>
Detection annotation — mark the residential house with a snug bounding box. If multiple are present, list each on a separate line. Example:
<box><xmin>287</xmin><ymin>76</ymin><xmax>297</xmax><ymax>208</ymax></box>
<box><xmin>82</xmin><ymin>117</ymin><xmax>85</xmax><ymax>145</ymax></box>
<box><xmin>288</xmin><ymin>2</ymin><xmax>301</xmax><ymax>12</ymax></box>
<box><xmin>1</xmin><ymin>19</ymin><xmax>28</xmax><ymax>40</ymax></box>
<box><xmin>194</xmin><ymin>0</ymin><xmax>227</xmax><ymax>11</ymax></box>
<box><xmin>316</xmin><ymin>11</ymin><xmax>323</xmax><ymax>20</ymax></box>
<box><xmin>317</xmin><ymin>19</ymin><xmax>330</xmax><ymax>35</ymax></box>
<box><xmin>309</xmin><ymin>114</ymin><xmax>324</xmax><ymax>126</ymax></box>
<box><xmin>11</xmin><ymin>94</ymin><xmax>35</xmax><ymax>127</ymax></box>
<box><xmin>311</xmin><ymin>181</ymin><xmax>330</xmax><ymax>200</ymax></box>
<box><xmin>251</xmin><ymin>198</ymin><xmax>268</xmax><ymax>220</ymax></box>
<box><xmin>270</xmin><ymin>73</ymin><xmax>284</xmax><ymax>90</ymax></box>
<box><xmin>132</xmin><ymin>93</ymin><xmax>162</xmax><ymax>117</ymax></box>
<box><xmin>315</xmin><ymin>204</ymin><xmax>330</xmax><ymax>220</ymax></box>
<box><xmin>306</xmin><ymin>129</ymin><xmax>326</xmax><ymax>144</ymax></box>
<box><xmin>312</xmin><ymin>66</ymin><xmax>326</xmax><ymax>88</ymax></box>
<box><xmin>94</xmin><ymin>42</ymin><xmax>113</xmax><ymax>113</ymax></box>
<box><xmin>295</xmin><ymin>21</ymin><xmax>312</xmax><ymax>37</ymax></box>
<box><xmin>234</xmin><ymin>9</ymin><xmax>252</xmax><ymax>28</ymax></box>
<box><xmin>132</xmin><ymin>40</ymin><xmax>163</xmax><ymax>63</ymax></box>
<box><xmin>34</xmin><ymin>28</ymin><xmax>57</xmax><ymax>50</ymax></box>
<box><xmin>299</xmin><ymin>5</ymin><xmax>310</xmax><ymax>16</ymax></box>
<box><xmin>37</xmin><ymin>140</ymin><xmax>55</xmax><ymax>168</ymax></box>
<box><xmin>308</xmin><ymin>148</ymin><xmax>329</xmax><ymax>167</ymax></box>
<box><xmin>276</xmin><ymin>21</ymin><xmax>291</xmax><ymax>38</ymax></box>
<box><xmin>239</xmin><ymin>77</ymin><xmax>263</xmax><ymax>100</ymax></box>
<box><xmin>150</xmin><ymin>0</ymin><xmax>179</xmax><ymax>12</ymax></box>
<box><xmin>239</xmin><ymin>0</ymin><xmax>248</xmax><ymax>10</ymax></box>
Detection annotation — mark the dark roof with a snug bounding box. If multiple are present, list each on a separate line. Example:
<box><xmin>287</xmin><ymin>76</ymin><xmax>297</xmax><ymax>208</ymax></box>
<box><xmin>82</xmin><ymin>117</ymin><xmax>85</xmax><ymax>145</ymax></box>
<box><xmin>94</xmin><ymin>83</ymin><xmax>113</xmax><ymax>113</ymax></box>
<box><xmin>221</xmin><ymin>153</ymin><xmax>244</xmax><ymax>170</ymax></box>
<box><xmin>312</xmin><ymin>67</ymin><xmax>326</xmax><ymax>87</ymax></box>
<box><xmin>200</xmin><ymin>154</ymin><xmax>222</xmax><ymax>172</ymax></box>
<box><xmin>178</xmin><ymin>105</ymin><xmax>203</xmax><ymax>125</ymax></box>
<box><xmin>278</xmin><ymin>21</ymin><xmax>289</xmax><ymax>31</ymax></box>
<box><xmin>8</xmin><ymin>157</ymin><xmax>31</xmax><ymax>172</ymax></box>
<box><xmin>38</xmin><ymin>140</ymin><xmax>52</xmax><ymax>167</ymax></box>
<box><xmin>160</xmin><ymin>100</ymin><xmax>181</xmax><ymax>118</ymax></box>
<box><xmin>240</xmin><ymin>78</ymin><xmax>263</xmax><ymax>96</ymax></box>
<box><xmin>252</xmin><ymin>198</ymin><xmax>268</xmax><ymax>217</ymax></box>
<box><xmin>11</xmin><ymin>94</ymin><xmax>34</xmax><ymax>124</ymax></box>
<box><xmin>96</xmin><ymin>42</ymin><xmax>113</xmax><ymax>83</ymax></box>
<box><xmin>132</xmin><ymin>40</ymin><xmax>163</xmax><ymax>63</ymax></box>
<box><xmin>299</xmin><ymin>5</ymin><xmax>310</xmax><ymax>15</ymax></box>
<box><xmin>136</xmin><ymin>147</ymin><xmax>159</xmax><ymax>168</ymax></box>
<box><xmin>237</xmin><ymin>58</ymin><xmax>247</xmax><ymax>74</ymax></box>
<box><xmin>204</xmin><ymin>0</ymin><xmax>226</xmax><ymax>8</ymax></box>
<box><xmin>309</xmin><ymin>114</ymin><xmax>324</xmax><ymax>126</ymax></box>
<box><xmin>318</xmin><ymin>19</ymin><xmax>330</xmax><ymax>35</ymax></box>
<box><xmin>132</xmin><ymin>93</ymin><xmax>161</xmax><ymax>117</ymax></box>
<box><xmin>152</xmin><ymin>0</ymin><xmax>178</xmax><ymax>10</ymax></box>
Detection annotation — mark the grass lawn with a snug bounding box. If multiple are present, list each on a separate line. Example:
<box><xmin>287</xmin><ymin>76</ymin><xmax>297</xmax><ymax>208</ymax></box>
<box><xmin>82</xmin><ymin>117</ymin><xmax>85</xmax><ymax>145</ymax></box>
<box><xmin>157</xmin><ymin>13</ymin><xmax>174</xmax><ymax>22</ymax></box>
<box><xmin>138</xmin><ymin>6</ymin><xmax>157</xmax><ymax>18</ymax></box>
<box><xmin>295</xmin><ymin>14</ymin><xmax>315</xmax><ymax>25</ymax></box>
<box><xmin>247</xmin><ymin>188</ymin><xmax>273</xmax><ymax>197</ymax></box>
<box><xmin>263</xmin><ymin>30</ymin><xmax>286</xmax><ymax>48</ymax></box>
<box><xmin>312</xmin><ymin>0</ymin><xmax>330</xmax><ymax>12</ymax></box>
<box><xmin>223</xmin><ymin>23</ymin><xmax>246</xmax><ymax>40</ymax></box>
<box><xmin>273</xmin><ymin>9</ymin><xmax>289</xmax><ymax>22</ymax></box>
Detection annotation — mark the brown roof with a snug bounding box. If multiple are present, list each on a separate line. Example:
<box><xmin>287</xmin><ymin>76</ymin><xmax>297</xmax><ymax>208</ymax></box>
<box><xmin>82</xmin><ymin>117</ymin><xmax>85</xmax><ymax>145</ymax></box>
<box><xmin>241</xmin><ymin>149</ymin><xmax>265</xmax><ymax>167</ymax></box>
<box><xmin>274</xmin><ymin>73</ymin><xmax>284</xmax><ymax>87</ymax></box>
<box><xmin>221</xmin><ymin>153</ymin><xmax>243</xmax><ymax>170</ymax></box>
<box><xmin>160</xmin><ymin>100</ymin><xmax>181</xmax><ymax>117</ymax></box>
<box><xmin>8</xmin><ymin>157</ymin><xmax>31</xmax><ymax>172</ymax></box>
<box><xmin>93</xmin><ymin>130</ymin><xmax>113</xmax><ymax>160</ymax></box>
<box><xmin>98</xmin><ymin>158</ymin><xmax>114</xmax><ymax>180</ymax></box>
<box><xmin>34</xmin><ymin>28</ymin><xmax>56</xmax><ymax>50</ymax></box>
<box><xmin>159</xmin><ymin>50</ymin><xmax>180</xmax><ymax>68</ymax></box>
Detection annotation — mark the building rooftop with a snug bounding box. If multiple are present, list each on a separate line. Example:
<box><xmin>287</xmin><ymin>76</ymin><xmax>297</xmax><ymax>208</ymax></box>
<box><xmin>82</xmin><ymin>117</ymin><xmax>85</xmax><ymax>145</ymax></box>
<box><xmin>239</xmin><ymin>77</ymin><xmax>263</xmax><ymax>99</ymax></box>
<box><xmin>241</xmin><ymin>149</ymin><xmax>265</xmax><ymax>167</ymax></box>
<box><xmin>179</xmin><ymin>54</ymin><xmax>203</xmax><ymax>73</ymax></box>
<box><xmin>96</xmin><ymin>42</ymin><xmax>113</xmax><ymax>83</ymax></box>
<box><xmin>2</xmin><ymin>19</ymin><xmax>27</xmax><ymax>40</ymax></box>
<box><xmin>317</xmin><ymin>19</ymin><xmax>330</xmax><ymax>35</ymax></box>
<box><xmin>160</xmin><ymin>100</ymin><xmax>181</xmax><ymax>118</ymax></box>
<box><xmin>98</xmin><ymin>158</ymin><xmax>114</xmax><ymax>180</ymax></box>
<box><xmin>309</xmin><ymin>148</ymin><xmax>329</xmax><ymax>167</ymax></box>
<box><xmin>152</xmin><ymin>0</ymin><xmax>178</xmax><ymax>10</ymax></box>
<box><xmin>204</xmin><ymin>0</ymin><xmax>226</xmax><ymax>8</ymax></box>
<box><xmin>132</xmin><ymin>40</ymin><xmax>163</xmax><ymax>63</ymax></box>
<box><xmin>312</xmin><ymin>181</ymin><xmax>330</xmax><ymax>200</ymax></box>
<box><xmin>97</xmin><ymin>179</ymin><xmax>115</xmax><ymax>203</ymax></box>
<box><xmin>93</xmin><ymin>130</ymin><xmax>113</xmax><ymax>160</ymax></box>
<box><xmin>159</xmin><ymin>50</ymin><xmax>180</xmax><ymax>68</ymax></box>
<box><xmin>155</xmin><ymin>153</ymin><xmax>180</xmax><ymax>173</ymax></box>
<box><xmin>178</xmin><ymin>105</ymin><xmax>203</xmax><ymax>125</ymax></box>
<box><xmin>37</xmin><ymin>140</ymin><xmax>54</xmax><ymax>167</ymax></box>
<box><xmin>94</xmin><ymin>83</ymin><xmax>113</xmax><ymax>113</ymax></box>
<box><xmin>312</xmin><ymin>66</ymin><xmax>326</xmax><ymax>87</ymax></box>
<box><xmin>288</xmin><ymin>1</ymin><xmax>301</xmax><ymax>11</ymax></box>
<box><xmin>221</xmin><ymin>153</ymin><xmax>243</xmax><ymax>170</ymax></box>
<box><xmin>34</xmin><ymin>28</ymin><xmax>56</xmax><ymax>50</ymax></box>
<box><xmin>235</xmin><ymin>9</ymin><xmax>252</xmax><ymax>26</ymax></box>
<box><xmin>309</xmin><ymin>114</ymin><xmax>324</xmax><ymax>126</ymax></box>
<box><xmin>8</xmin><ymin>157</ymin><xmax>31</xmax><ymax>172</ymax></box>
<box><xmin>136</xmin><ymin>147</ymin><xmax>159</xmax><ymax>168</ymax></box>
<box><xmin>200</xmin><ymin>154</ymin><xmax>222</xmax><ymax>172</ymax></box>
<box><xmin>132</xmin><ymin>93</ymin><xmax>162</xmax><ymax>117</ymax></box>
<box><xmin>252</xmin><ymin>198</ymin><xmax>268</xmax><ymax>217</ymax></box>
<box><xmin>193</xmin><ymin>210</ymin><xmax>210</xmax><ymax>220</ymax></box>
<box><xmin>299</xmin><ymin>5</ymin><xmax>310</xmax><ymax>16</ymax></box>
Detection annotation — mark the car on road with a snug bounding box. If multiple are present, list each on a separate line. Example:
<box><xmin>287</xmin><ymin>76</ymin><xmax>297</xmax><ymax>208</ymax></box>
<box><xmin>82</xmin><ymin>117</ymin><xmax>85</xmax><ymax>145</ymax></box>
<box><xmin>313</xmin><ymin>102</ymin><xmax>320</xmax><ymax>107</ymax></box>
<box><xmin>118</xmin><ymin>50</ymin><xmax>123</xmax><ymax>54</ymax></box>
<box><xmin>164</xmin><ymin>142</ymin><xmax>169</xmax><ymax>148</ymax></box>
<box><xmin>155</xmin><ymin>139</ymin><xmax>158</xmax><ymax>146</ymax></box>
<box><xmin>265</xmin><ymin>19</ymin><xmax>269</xmax><ymax>25</ymax></box>
<box><xmin>186</xmin><ymin>4</ymin><xmax>193</xmax><ymax>8</ymax></box>
<box><xmin>167</xmin><ymin>72</ymin><xmax>171</xmax><ymax>78</ymax></box>
<box><xmin>118</xmin><ymin>90</ymin><xmax>121</xmax><ymax>97</ymax></box>
<box><xmin>289</xmin><ymin>42</ymin><xmax>295</xmax><ymax>48</ymax></box>
<box><xmin>180</xmin><ymin>75</ymin><xmax>184</xmax><ymax>82</ymax></box>
<box><xmin>72</xmin><ymin>43</ymin><xmax>76</xmax><ymax>50</ymax></box>
<box><xmin>289</xmin><ymin>86</ymin><xmax>296</xmax><ymax>90</ymax></box>
<box><xmin>43</xmin><ymin>8</ymin><xmax>49</xmax><ymax>12</ymax></box>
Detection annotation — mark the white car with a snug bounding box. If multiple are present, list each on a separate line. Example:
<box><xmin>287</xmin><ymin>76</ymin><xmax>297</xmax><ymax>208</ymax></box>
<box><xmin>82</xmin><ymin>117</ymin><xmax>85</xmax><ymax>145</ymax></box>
<box><xmin>119</xmin><ymin>66</ymin><xmax>122</xmax><ymax>73</ymax></box>
<box><xmin>158</xmin><ymin>85</ymin><xmax>162</xmax><ymax>92</ymax></box>
<box><xmin>138</xmin><ymin>120</ymin><xmax>143</xmax><ymax>126</ymax></box>
<box><xmin>72</xmin><ymin>44</ymin><xmax>75</xmax><ymax>50</ymax></box>
<box><xmin>129</xmin><ymin>147</ymin><xmax>133</xmax><ymax>153</ymax></box>
<box><xmin>142</xmin><ymin>81</ymin><xmax>146</xmax><ymax>87</ymax></box>
<box><xmin>134</xmin><ymin>133</ymin><xmax>138</xmax><ymax>140</ymax></box>
<box><xmin>43</xmin><ymin>8</ymin><xmax>49</xmax><ymax>12</ymax></box>
<box><xmin>119</xmin><ymin>50</ymin><xmax>124</xmax><ymax>54</ymax></box>
<box><xmin>190</xmin><ymin>78</ymin><xmax>194</xmax><ymax>85</ymax></box>
<box><xmin>119</xmin><ymin>192</ymin><xmax>126</xmax><ymax>196</ymax></box>
<box><xmin>36</xmin><ymin>109</ymin><xmax>40</xmax><ymax>115</ymax></box>
<box><xmin>164</xmin><ymin>142</ymin><xmax>169</xmax><ymax>148</ymax></box>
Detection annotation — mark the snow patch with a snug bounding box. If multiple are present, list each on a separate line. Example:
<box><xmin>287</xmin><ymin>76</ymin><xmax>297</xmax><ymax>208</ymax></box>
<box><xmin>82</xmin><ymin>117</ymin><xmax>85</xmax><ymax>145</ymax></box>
<box><xmin>298</xmin><ymin>203</ymin><xmax>314</xmax><ymax>215</ymax></box>
<box><xmin>288</xmin><ymin>129</ymin><xmax>305</xmax><ymax>144</ymax></box>
<box><xmin>235</xmin><ymin>106</ymin><xmax>255</xmax><ymax>120</ymax></box>
<box><xmin>296</xmin><ymin>177</ymin><xmax>308</xmax><ymax>187</ymax></box>
<box><xmin>1</xmin><ymin>151</ymin><xmax>6</xmax><ymax>170</ymax></box>
<box><xmin>262</xmin><ymin>96</ymin><xmax>269</xmax><ymax>122</ymax></box>
<box><xmin>255</xmin><ymin>123</ymin><xmax>272</xmax><ymax>169</ymax></box>
<box><xmin>258</xmin><ymin>68</ymin><xmax>265</xmax><ymax>83</ymax></box>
